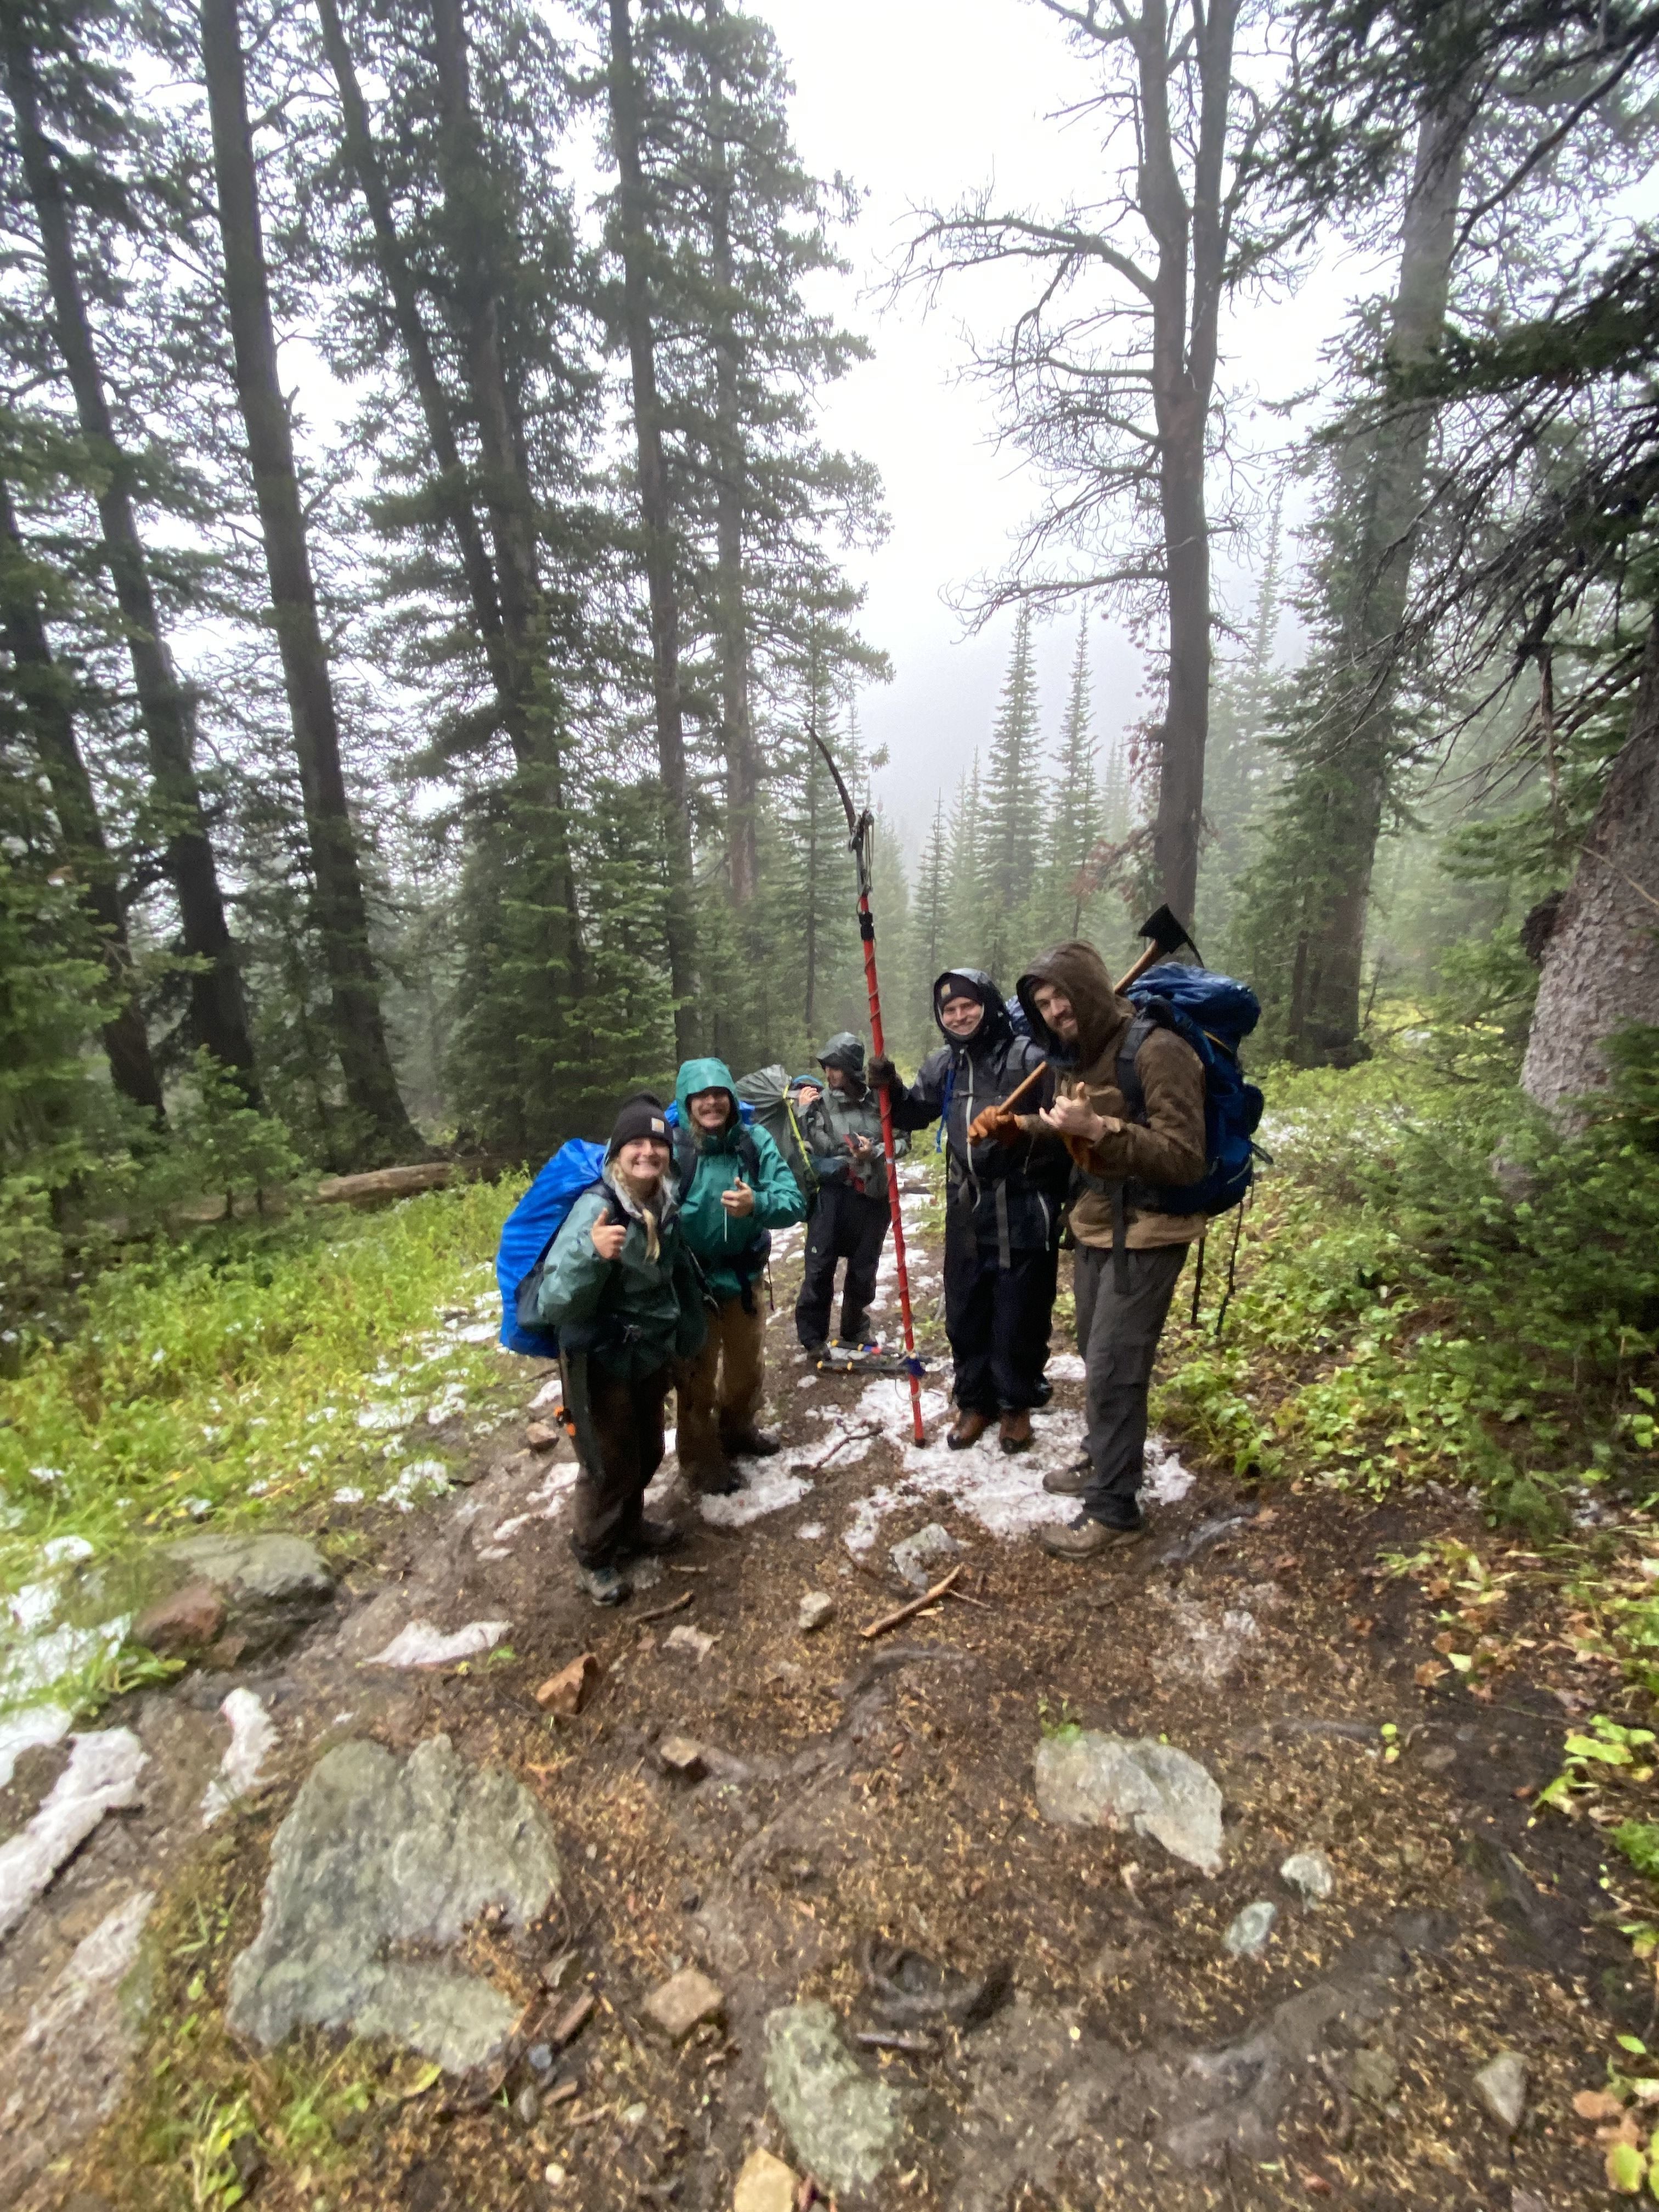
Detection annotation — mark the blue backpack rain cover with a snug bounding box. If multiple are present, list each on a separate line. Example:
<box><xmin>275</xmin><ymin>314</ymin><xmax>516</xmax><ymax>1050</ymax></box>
<box><xmin>496</xmin><ymin>1139</ymin><xmax>607</xmax><ymax>1357</ymax></box>
<box><xmin>1119</xmin><ymin>962</ymin><xmax>1264</xmax><ymax>1216</ymax></box>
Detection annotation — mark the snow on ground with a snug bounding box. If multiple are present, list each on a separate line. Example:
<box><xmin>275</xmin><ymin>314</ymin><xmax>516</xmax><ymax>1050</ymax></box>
<box><xmin>0</xmin><ymin>1704</ymin><xmax>71</xmax><ymax>1787</ymax></box>
<box><xmin>367</xmin><ymin>1618</ymin><xmax>511</xmax><ymax>1668</ymax></box>
<box><xmin>0</xmin><ymin>1730</ymin><xmax>146</xmax><ymax>1941</ymax></box>
<box><xmin>200</xmin><ymin>1689</ymin><xmax>278</xmax><ymax>1825</ymax></box>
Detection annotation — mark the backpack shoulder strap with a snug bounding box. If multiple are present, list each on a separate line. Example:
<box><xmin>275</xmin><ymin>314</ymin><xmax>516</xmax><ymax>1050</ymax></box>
<box><xmin>737</xmin><ymin>1126</ymin><xmax>761</xmax><ymax>1180</ymax></box>
<box><xmin>674</xmin><ymin>1129</ymin><xmax>698</xmax><ymax>1190</ymax></box>
<box><xmin>1116</xmin><ymin>1012</ymin><xmax>1160</xmax><ymax>1126</ymax></box>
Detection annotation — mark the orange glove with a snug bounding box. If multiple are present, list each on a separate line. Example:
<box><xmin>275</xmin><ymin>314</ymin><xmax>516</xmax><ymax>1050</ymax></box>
<box><xmin>967</xmin><ymin>1105</ymin><xmax>1026</xmax><ymax>1149</ymax></box>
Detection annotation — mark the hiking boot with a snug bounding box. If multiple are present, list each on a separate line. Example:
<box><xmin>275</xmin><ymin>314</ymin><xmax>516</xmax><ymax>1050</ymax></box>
<box><xmin>629</xmin><ymin>1516</ymin><xmax>683</xmax><ymax>1555</ymax></box>
<box><xmin>999</xmin><ymin>1409</ymin><xmax>1033</xmax><ymax>1455</ymax></box>
<box><xmin>947</xmin><ymin>1409</ymin><xmax>993</xmax><ymax>1451</ymax></box>
<box><xmin>577</xmin><ymin>1560</ymin><xmax>630</xmax><ymax>1606</ymax></box>
<box><xmin>1035</xmin><ymin>1510</ymin><xmax>1146</xmax><ymax>1560</ymax></box>
<box><xmin>799</xmin><ymin>1339</ymin><xmax>828</xmax><ymax>1360</ymax></box>
<box><xmin>725</xmin><ymin>1427</ymin><xmax>781</xmax><ymax>1458</ymax></box>
<box><xmin>1042</xmin><ymin>1456</ymin><xmax>1092</xmax><ymax>1497</ymax></box>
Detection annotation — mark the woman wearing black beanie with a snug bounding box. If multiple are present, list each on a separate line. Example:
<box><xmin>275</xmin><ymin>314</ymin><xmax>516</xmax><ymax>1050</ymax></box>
<box><xmin>531</xmin><ymin>1094</ymin><xmax>708</xmax><ymax>1605</ymax></box>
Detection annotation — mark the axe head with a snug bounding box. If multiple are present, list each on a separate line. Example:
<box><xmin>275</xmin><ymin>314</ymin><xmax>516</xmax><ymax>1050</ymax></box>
<box><xmin>1136</xmin><ymin>904</ymin><xmax>1200</xmax><ymax>964</ymax></box>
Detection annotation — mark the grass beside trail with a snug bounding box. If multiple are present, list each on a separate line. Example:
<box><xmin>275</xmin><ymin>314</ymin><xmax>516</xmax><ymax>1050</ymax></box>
<box><xmin>0</xmin><ymin>1176</ymin><xmax>522</xmax><ymax>1712</ymax></box>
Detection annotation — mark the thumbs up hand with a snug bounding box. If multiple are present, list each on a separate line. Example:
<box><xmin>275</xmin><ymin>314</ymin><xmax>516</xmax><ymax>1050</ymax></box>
<box><xmin>721</xmin><ymin>1173</ymin><xmax>756</xmax><ymax>1218</ymax></box>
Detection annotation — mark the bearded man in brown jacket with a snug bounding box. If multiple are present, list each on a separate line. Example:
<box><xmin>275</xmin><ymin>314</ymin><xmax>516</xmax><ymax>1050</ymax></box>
<box><xmin>1009</xmin><ymin>940</ymin><xmax>1207</xmax><ymax>1557</ymax></box>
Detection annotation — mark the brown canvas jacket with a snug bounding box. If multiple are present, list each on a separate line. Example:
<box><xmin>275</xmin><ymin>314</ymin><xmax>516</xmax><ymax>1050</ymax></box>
<box><xmin>1015</xmin><ymin>940</ymin><xmax>1208</xmax><ymax>1250</ymax></box>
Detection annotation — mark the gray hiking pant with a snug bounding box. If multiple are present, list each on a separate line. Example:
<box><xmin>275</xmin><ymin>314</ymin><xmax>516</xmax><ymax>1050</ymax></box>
<box><xmin>1074</xmin><ymin>1242</ymin><xmax>1190</xmax><ymax>1521</ymax></box>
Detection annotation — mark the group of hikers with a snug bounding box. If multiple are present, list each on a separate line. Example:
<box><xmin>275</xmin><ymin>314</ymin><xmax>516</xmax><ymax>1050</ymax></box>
<box><xmin>522</xmin><ymin>937</ymin><xmax>1216</xmax><ymax>1607</ymax></box>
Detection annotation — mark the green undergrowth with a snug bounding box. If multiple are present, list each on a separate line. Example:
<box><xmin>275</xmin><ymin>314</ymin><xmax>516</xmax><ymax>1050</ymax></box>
<box><xmin>1154</xmin><ymin>1015</ymin><xmax>1659</xmax><ymax>1532</ymax></box>
<box><xmin>0</xmin><ymin>1176</ymin><xmax>524</xmax><ymax>1712</ymax></box>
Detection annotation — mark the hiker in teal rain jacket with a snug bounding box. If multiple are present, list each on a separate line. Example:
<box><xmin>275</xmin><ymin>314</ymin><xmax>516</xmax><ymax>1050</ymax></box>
<box><xmin>535</xmin><ymin>1093</ymin><xmax>707</xmax><ymax>1605</ymax></box>
<box><xmin>672</xmin><ymin>1056</ymin><xmax>806</xmax><ymax>1493</ymax></box>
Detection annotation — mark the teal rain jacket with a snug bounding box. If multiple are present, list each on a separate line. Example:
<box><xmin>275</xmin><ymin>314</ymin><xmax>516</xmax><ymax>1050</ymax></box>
<box><xmin>673</xmin><ymin>1056</ymin><xmax>807</xmax><ymax>1302</ymax></box>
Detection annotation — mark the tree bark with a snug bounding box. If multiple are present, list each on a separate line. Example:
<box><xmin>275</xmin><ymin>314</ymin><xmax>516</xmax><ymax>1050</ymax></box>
<box><xmin>3</xmin><ymin>27</ymin><xmax>258</xmax><ymax>1093</ymax></box>
<box><xmin>1284</xmin><ymin>98</ymin><xmax>1466</xmax><ymax>1064</ymax></box>
<box><xmin>0</xmin><ymin>472</ymin><xmax>162</xmax><ymax>1115</ymax></box>
<box><xmin>427</xmin><ymin>0</ymin><xmax>583</xmax><ymax>994</ymax></box>
<box><xmin>608</xmin><ymin>0</ymin><xmax>700</xmax><ymax>1059</ymax></box>
<box><xmin>201</xmin><ymin>0</ymin><xmax>418</xmax><ymax>1158</ymax></box>
<box><xmin>1522</xmin><ymin>616</ymin><xmax>1659</xmax><ymax>1121</ymax></box>
<box><xmin>704</xmin><ymin>0</ymin><xmax>758</xmax><ymax>905</ymax></box>
<box><xmin>313</xmin><ymin>0</ymin><xmax>521</xmax><ymax>757</ymax></box>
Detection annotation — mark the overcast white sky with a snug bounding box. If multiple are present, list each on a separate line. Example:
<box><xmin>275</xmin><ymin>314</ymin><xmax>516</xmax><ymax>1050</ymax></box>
<box><xmin>752</xmin><ymin>0</ymin><xmax>1392</xmax><ymax>850</ymax></box>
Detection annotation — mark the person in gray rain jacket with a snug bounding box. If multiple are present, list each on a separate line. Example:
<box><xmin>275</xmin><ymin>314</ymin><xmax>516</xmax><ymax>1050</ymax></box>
<box><xmin>794</xmin><ymin>1032</ymin><xmax>900</xmax><ymax>1353</ymax></box>
<box><xmin>534</xmin><ymin>1093</ymin><xmax>707</xmax><ymax>1606</ymax></box>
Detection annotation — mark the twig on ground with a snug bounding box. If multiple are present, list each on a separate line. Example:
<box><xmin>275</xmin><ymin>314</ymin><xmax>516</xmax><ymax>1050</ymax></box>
<box><xmin>860</xmin><ymin>1564</ymin><xmax>963</xmax><ymax>1639</ymax></box>
<box><xmin>808</xmin><ymin>1421</ymin><xmax>882</xmax><ymax>1475</ymax></box>
<box><xmin>634</xmin><ymin>1591</ymin><xmax>693</xmax><ymax>1626</ymax></box>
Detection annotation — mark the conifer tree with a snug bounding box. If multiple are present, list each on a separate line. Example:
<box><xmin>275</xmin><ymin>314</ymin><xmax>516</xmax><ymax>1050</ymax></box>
<box><xmin>980</xmin><ymin>605</ymin><xmax>1043</xmax><ymax>978</ymax></box>
<box><xmin>1044</xmin><ymin>612</ymin><xmax>1102</xmax><ymax>943</ymax></box>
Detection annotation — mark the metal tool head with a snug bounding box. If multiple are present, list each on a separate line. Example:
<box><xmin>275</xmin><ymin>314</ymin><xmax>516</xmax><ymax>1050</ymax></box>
<box><xmin>1136</xmin><ymin>904</ymin><xmax>1200</xmax><ymax>964</ymax></box>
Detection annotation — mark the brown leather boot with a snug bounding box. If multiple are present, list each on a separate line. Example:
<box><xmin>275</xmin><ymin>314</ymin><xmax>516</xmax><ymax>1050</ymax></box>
<box><xmin>946</xmin><ymin>1409</ymin><xmax>992</xmax><ymax>1452</ymax></box>
<box><xmin>999</xmin><ymin>1409</ymin><xmax>1033</xmax><ymax>1455</ymax></box>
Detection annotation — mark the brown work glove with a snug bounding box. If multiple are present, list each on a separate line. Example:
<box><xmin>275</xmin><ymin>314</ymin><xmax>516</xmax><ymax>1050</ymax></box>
<box><xmin>967</xmin><ymin>1105</ymin><xmax>1027</xmax><ymax>1149</ymax></box>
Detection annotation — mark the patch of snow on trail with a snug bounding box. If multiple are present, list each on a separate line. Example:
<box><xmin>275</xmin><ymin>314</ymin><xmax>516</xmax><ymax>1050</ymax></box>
<box><xmin>367</xmin><ymin>1618</ymin><xmax>510</xmax><ymax>1668</ymax></box>
<box><xmin>0</xmin><ymin>1703</ymin><xmax>71</xmax><ymax>1787</ymax></box>
<box><xmin>1144</xmin><ymin>1440</ymin><xmax>1195</xmax><ymax>1503</ymax></box>
<box><xmin>1045</xmin><ymin>1353</ymin><xmax>1087</xmax><ymax>1383</ymax></box>
<box><xmin>200</xmin><ymin>1689</ymin><xmax>278</xmax><ymax>1825</ymax></box>
<box><xmin>0</xmin><ymin>1729</ymin><xmax>146</xmax><ymax>1941</ymax></box>
<box><xmin>697</xmin><ymin>1459</ymin><xmax>811</xmax><ymax>1527</ymax></box>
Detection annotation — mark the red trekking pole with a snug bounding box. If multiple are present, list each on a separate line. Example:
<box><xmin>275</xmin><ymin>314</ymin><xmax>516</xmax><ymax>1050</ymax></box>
<box><xmin>812</xmin><ymin>725</ymin><xmax>927</xmax><ymax>1445</ymax></box>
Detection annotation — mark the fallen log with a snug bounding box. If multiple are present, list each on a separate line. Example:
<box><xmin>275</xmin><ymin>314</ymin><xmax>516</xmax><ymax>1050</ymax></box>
<box><xmin>313</xmin><ymin>1157</ymin><xmax>507</xmax><ymax>1206</ymax></box>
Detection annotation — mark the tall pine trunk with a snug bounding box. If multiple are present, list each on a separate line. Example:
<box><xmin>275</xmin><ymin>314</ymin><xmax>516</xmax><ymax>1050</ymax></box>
<box><xmin>1284</xmin><ymin>100</ymin><xmax>1465</xmax><ymax>1063</ymax></box>
<box><xmin>0</xmin><ymin>472</ymin><xmax>162</xmax><ymax>1115</ymax></box>
<box><xmin>201</xmin><ymin>0</ymin><xmax>417</xmax><ymax>1159</ymax></box>
<box><xmin>704</xmin><ymin>0</ymin><xmax>758</xmax><ymax>905</ymax></box>
<box><xmin>608</xmin><ymin>0</ymin><xmax>700</xmax><ymax>1059</ymax></box>
<box><xmin>313</xmin><ymin>0</ymin><xmax>520</xmax><ymax>758</ymax></box>
<box><xmin>4</xmin><ymin>28</ymin><xmax>258</xmax><ymax>1093</ymax></box>
<box><xmin>427</xmin><ymin>0</ymin><xmax>583</xmax><ymax>996</ymax></box>
<box><xmin>1522</xmin><ymin>616</ymin><xmax>1659</xmax><ymax>1120</ymax></box>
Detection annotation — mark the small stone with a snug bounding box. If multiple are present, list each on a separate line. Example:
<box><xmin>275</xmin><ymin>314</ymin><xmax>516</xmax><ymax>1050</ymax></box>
<box><xmin>798</xmin><ymin>1592</ymin><xmax>836</xmax><ymax>1634</ymax></box>
<box><xmin>658</xmin><ymin>1734</ymin><xmax>706</xmax><ymax>1779</ymax></box>
<box><xmin>543</xmin><ymin>2163</ymin><xmax>567</xmax><ymax>2189</ymax></box>
<box><xmin>535</xmin><ymin>1653</ymin><xmax>602</xmax><ymax>1716</ymax></box>
<box><xmin>680</xmin><ymin>1886</ymin><xmax>701</xmax><ymax>1912</ymax></box>
<box><xmin>131</xmin><ymin>1580</ymin><xmax>227</xmax><ymax>1655</ymax></box>
<box><xmin>526</xmin><ymin>2041</ymin><xmax>554</xmax><ymax>2075</ymax></box>
<box><xmin>514</xmin><ymin>2084</ymin><xmax>540</xmax><ymax>2126</ymax></box>
<box><xmin>732</xmin><ymin>2146</ymin><xmax>798</xmax><ymax>2212</ymax></box>
<box><xmin>1280</xmin><ymin>1849</ymin><xmax>1335</xmax><ymax>1903</ymax></box>
<box><xmin>1350</xmin><ymin>2046</ymin><xmax>1400</xmax><ymax>2106</ymax></box>
<box><xmin>526</xmin><ymin>1422</ymin><xmax>560</xmax><ymax>1451</ymax></box>
<box><xmin>663</xmin><ymin>1623</ymin><xmax>715</xmax><ymax>1663</ymax></box>
<box><xmin>889</xmin><ymin>1522</ymin><xmax>962</xmax><ymax>1593</ymax></box>
<box><xmin>1222</xmin><ymin>1900</ymin><xmax>1277</xmax><ymax>1959</ymax></box>
<box><xmin>1472</xmin><ymin>2050</ymin><xmax>1528</xmax><ymax>2134</ymax></box>
<box><xmin>642</xmin><ymin>1965</ymin><xmax>724</xmax><ymax>2042</ymax></box>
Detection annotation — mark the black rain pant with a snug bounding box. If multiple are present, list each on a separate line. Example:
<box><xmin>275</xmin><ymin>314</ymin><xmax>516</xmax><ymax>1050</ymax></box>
<box><xmin>795</xmin><ymin>1181</ymin><xmax>890</xmax><ymax>1348</ymax></box>
<box><xmin>944</xmin><ymin>1206</ymin><xmax>1059</xmax><ymax>1414</ymax></box>
<box><xmin>562</xmin><ymin>1351</ymin><xmax>671</xmax><ymax>1566</ymax></box>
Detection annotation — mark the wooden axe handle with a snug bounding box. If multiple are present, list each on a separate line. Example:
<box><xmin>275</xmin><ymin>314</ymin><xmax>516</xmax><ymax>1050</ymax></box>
<box><xmin>996</xmin><ymin>1058</ymin><xmax>1048</xmax><ymax>1115</ymax></box>
<box><xmin>1114</xmin><ymin>939</ymin><xmax>1166</xmax><ymax>995</ymax></box>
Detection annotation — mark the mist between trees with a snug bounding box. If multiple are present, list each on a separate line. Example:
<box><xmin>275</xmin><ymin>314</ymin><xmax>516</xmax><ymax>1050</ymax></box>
<box><xmin>5</xmin><ymin>0</ymin><xmax>1659</xmax><ymax>1322</ymax></box>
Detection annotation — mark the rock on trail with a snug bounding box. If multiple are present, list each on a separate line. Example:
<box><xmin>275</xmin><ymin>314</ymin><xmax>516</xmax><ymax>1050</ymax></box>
<box><xmin>764</xmin><ymin>2000</ymin><xmax>911</xmax><ymax>2198</ymax></box>
<box><xmin>1032</xmin><ymin>1728</ymin><xmax>1224</xmax><ymax>1875</ymax></box>
<box><xmin>228</xmin><ymin>1734</ymin><xmax>558</xmax><ymax>2072</ymax></box>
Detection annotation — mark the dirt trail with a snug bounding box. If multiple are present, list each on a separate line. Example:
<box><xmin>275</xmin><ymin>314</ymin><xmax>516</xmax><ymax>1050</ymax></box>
<box><xmin>0</xmin><ymin>1184</ymin><xmax>1634</xmax><ymax>2211</ymax></box>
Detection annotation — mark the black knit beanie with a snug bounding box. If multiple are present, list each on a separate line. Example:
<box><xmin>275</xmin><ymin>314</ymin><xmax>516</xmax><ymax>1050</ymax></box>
<box><xmin>607</xmin><ymin>1093</ymin><xmax>670</xmax><ymax>1157</ymax></box>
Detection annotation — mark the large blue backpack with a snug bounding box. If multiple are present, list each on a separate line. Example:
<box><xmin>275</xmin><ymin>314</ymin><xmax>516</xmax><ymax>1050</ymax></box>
<box><xmin>1118</xmin><ymin>963</ymin><xmax>1264</xmax><ymax>1217</ymax></box>
<box><xmin>495</xmin><ymin>1139</ymin><xmax>608</xmax><ymax>1357</ymax></box>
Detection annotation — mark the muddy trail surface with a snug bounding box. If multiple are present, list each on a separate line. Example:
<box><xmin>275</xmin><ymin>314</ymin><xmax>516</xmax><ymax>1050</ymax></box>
<box><xmin>0</xmin><ymin>1179</ymin><xmax>1635</xmax><ymax>2212</ymax></box>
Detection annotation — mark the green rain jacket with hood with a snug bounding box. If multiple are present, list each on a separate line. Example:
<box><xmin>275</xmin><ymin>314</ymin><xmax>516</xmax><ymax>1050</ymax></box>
<box><xmin>673</xmin><ymin>1057</ymin><xmax>807</xmax><ymax>1303</ymax></box>
<box><xmin>1015</xmin><ymin>941</ymin><xmax>1207</xmax><ymax>1251</ymax></box>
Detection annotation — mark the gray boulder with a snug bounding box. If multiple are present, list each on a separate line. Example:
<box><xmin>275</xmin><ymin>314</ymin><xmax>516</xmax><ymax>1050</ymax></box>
<box><xmin>1223</xmin><ymin>1901</ymin><xmax>1277</xmax><ymax>1959</ymax></box>
<box><xmin>765</xmin><ymin>2002</ymin><xmax>907</xmax><ymax>2198</ymax></box>
<box><xmin>1034</xmin><ymin>1730</ymin><xmax>1223</xmax><ymax>1875</ymax></box>
<box><xmin>228</xmin><ymin>1735</ymin><xmax>558</xmax><ymax>2073</ymax></box>
<box><xmin>163</xmin><ymin>1532</ymin><xmax>334</xmax><ymax>1653</ymax></box>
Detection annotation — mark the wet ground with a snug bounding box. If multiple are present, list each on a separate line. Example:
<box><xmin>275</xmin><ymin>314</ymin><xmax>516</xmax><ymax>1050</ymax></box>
<box><xmin>0</xmin><ymin>1190</ymin><xmax>1636</xmax><ymax>2210</ymax></box>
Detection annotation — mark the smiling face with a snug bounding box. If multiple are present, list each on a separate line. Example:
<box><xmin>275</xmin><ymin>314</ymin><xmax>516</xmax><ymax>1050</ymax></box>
<box><xmin>616</xmin><ymin>1135</ymin><xmax>670</xmax><ymax>1187</ymax></box>
<box><xmin>1032</xmin><ymin>983</ymin><xmax>1079</xmax><ymax>1044</ymax></box>
<box><xmin>939</xmin><ymin>991</ymin><xmax>984</xmax><ymax>1040</ymax></box>
<box><xmin>689</xmin><ymin>1087</ymin><xmax>732</xmax><ymax>1133</ymax></box>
